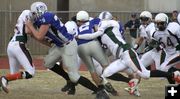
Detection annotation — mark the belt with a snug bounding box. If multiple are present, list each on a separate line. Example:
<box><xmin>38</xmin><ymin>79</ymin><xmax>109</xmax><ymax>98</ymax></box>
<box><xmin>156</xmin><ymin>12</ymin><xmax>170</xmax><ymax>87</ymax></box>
<box><xmin>10</xmin><ymin>36</ymin><xmax>27</xmax><ymax>43</ymax></box>
<box><xmin>16</xmin><ymin>36</ymin><xmax>27</xmax><ymax>43</ymax></box>
<box><xmin>57</xmin><ymin>41</ymin><xmax>70</xmax><ymax>47</ymax></box>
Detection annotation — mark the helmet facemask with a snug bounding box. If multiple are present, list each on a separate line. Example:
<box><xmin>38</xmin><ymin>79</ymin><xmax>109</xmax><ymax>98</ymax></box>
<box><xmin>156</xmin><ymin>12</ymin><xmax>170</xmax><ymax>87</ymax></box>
<box><xmin>156</xmin><ymin>21</ymin><xmax>167</xmax><ymax>31</ymax></box>
<box><xmin>155</xmin><ymin>13</ymin><xmax>168</xmax><ymax>31</ymax></box>
<box><xmin>140</xmin><ymin>17</ymin><xmax>150</xmax><ymax>26</ymax></box>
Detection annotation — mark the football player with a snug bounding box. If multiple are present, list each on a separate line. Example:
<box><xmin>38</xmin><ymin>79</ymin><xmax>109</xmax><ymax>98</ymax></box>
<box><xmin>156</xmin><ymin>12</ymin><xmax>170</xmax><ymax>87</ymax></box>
<box><xmin>76</xmin><ymin>11</ymin><xmax>180</xmax><ymax>95</ymax></box>
<box><xmin>0</xmin><ymin>10</ymin><xmax>38</xmax><ymax>93</ymax></box>
<box><xmin>26</xmin><ymin>1</ymin><xmax>99</xmax><ymax>96</ymax></box>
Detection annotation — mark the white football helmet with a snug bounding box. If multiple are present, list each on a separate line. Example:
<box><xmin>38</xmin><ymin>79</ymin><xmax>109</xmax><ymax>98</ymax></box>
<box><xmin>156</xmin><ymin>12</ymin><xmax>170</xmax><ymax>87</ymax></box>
<box><xmin>76</xmin><ymin>11</ymin><xmax>89</xmax><ymax>21</ymax></box>
<box><xmin>155</xmin><ymin>13</ymin><xmax>169</xmax><ymax>31</ymax></box>
<box><xmin>98</xmin><ymin>11</ymin><xmax>113</xmax><ymax>20</ymax></box>
<box><xmin>140</xmin><ymin>11</ymin><xmax>152</xmax><ymax>20</ymax></box>
<box><xmin>30</xmin><ymin>2</ymin><xmax>47</xmax><ymax>17</ymax></box>
<box><xmin>65</xmin><ymin>21</ymin><xmax>77</xmax><ymax>35</ymax></box>
<box><xmin>155</xmin><ymin>13</ymin><xmax>168</xmax><ymax>23</ymax></box>
<box><xmin>177</xmin><ymin>13</ymin><xmax>180</xmax><ymax>24</ymax></box>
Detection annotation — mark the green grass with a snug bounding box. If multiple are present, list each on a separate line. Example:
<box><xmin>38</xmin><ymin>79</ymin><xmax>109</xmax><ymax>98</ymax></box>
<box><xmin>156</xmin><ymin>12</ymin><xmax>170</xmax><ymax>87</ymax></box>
<box><xmin>0</xmin><ymin>70</ymin><xmax>167</xmax><ymax>99</ymax></box>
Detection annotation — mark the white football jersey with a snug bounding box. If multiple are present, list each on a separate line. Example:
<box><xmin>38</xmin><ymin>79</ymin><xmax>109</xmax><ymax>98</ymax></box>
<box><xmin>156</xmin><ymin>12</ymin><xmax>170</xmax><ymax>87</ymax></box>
<box><xmin>99</xmin><ymin>20</ymin><xmax>126</xmax><ymax>57</ymax></box>
<box><xmin>11</xmin><ymin>10</ymin><xmax>31</xmax><ymax>41</ymax></box>
<box><xmin>167</xmin><ymin>22</ymin><xmax>180</xmax><ymax>40</ymax></box>
<box><xmin>153</xmin><ymin>29</ymin><xmax>177</xmax><ymax>55</ymax></box>
<box><xmin>139</xmin><ymin>22</ymin><xmax>156</xmax><ymax>42</ymax></box>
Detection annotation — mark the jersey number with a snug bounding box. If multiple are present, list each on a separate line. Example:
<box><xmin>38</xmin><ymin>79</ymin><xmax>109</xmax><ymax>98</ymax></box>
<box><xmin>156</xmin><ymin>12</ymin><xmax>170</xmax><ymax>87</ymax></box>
<box><xmin>79</xmin><ymin>22</ymin><xmax>90</xmax><ymax>32</ymax></box>
<box><xmin>158</xmin><ymin>37</ymin><xmax>174</xmax><ymax>48</ymax></box>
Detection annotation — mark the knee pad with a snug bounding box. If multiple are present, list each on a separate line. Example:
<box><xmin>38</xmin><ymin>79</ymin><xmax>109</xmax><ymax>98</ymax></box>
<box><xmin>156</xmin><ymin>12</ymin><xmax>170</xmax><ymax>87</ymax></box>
<box><xmin>22</xmin><ymin>71</ymin><xmax>33</xmax><ymax>79</ymax></box>
<box><xmin>68</xmin><ymin>71</ymin><xmax>80</xmax><ymax>83</ymax></box>
<box><xmin>44</xmin><ymin>58</ymin><xmax>55</xmax><ymax>69</ymax></box>
<box><xmin>44</xmin><ymin>61</ymin><xmax>54</xmax><ymax>69</ymax></box>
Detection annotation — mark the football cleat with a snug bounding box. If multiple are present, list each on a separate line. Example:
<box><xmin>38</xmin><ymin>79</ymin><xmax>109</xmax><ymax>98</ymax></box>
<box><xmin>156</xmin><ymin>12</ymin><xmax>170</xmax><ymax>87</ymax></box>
<box><xmin>0</xmin><ymin>76</ymin><xmax>9</xmax><ymax>93</ymax></box>
<box><xmin>96</xmin><ymin>89</ymin><xmax>110</xmax><ymax>99</ymax></box>
<box><xmin>173</xmin><ymin>71</ymin><xmax>180</xmax><ymax>84</ymax></box>
<box><xmin>128</xmin><ymin>78</ymin><xmax>139</xmax><ymax>95</ymax></box>
<box><xmin>61</xmin><ymin>81</ymin><xmax>74</xmax><ymax>92</ymax></box>
<box><xmin>124</xmin><ymin>86</ymin><xmax>141</xmax><ymax>97</ymax></box>
<box><xmin>66</xmin><ymin>85</ymin><xmax>76</xmax><ymax>95</ymax></box>
<box><xmin>104</xmin><ymin>82</ymin><xmax>119</xmax><ymax>96</ymax></box>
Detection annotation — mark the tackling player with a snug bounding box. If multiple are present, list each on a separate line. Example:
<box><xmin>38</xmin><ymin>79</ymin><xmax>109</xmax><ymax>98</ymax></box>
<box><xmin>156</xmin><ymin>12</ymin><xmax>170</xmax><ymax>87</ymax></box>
<box><xmin>26</xmin><ymin>1</ymin><xmax>99</xmax><ymax>96</ymax></box>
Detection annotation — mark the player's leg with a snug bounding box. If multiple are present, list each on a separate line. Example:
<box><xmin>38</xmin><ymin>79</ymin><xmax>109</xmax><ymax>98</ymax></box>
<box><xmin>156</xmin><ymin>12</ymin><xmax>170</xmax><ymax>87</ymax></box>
<box><xmin>77</xmin><ymin>41</ymin><xmax>110</xmax><ymax>98</ymax></box>
<box><xmin>123</xmin><ymin>68</ymin><xmax>141</xmax><ymax>97</ymax></box>
<box><xmin>93</xmin><ymin>55</ymin><xmax>131</xmax><ymax>83</ymax></box>
<box><xmin>0</xmin><ymin>42</ymin><xmax>35</xmax><ymax>93</ymax></box>
<box><xmin>119</xmin><ymin>49</ymin><xmax>153</xmax><ymax>95</ymax></box>
<box><xmin>64</xmin><ymin>50</ymin><xmax>98</xmax><ymax>94</ymax></box>
<box><xmin>16</xmin><ymin>43</ymin><xmax>35</xmax><ymax>79</ymax></box>
<box><xmin>160</xmin><ymin>51</ymin><xmax>180</xmax><ymax>72</ymax></box>
<box><xmin>125</xmin><ymin>49</ymin><xmax>150</xmax><ymax>79</ymax></box>
<box><xmin>4</xmin><ymin>42</ymin><xmax>22</xmax><ymax>81</ymax></box>
<box><xmin>63</xmin><ymin>40</ymin><xmax>98</xmax><ymax>94</ymax></box>
<box><xmin>90</xmin><ymin>41</ymin><xmax>119</xmax><ymax>96</ymax></box>
<box><xmin>102</xmin><ymin>59</ymin><xmax>139</xmax><ymax>95</ymax></box>
<box><xmin>44</xmin><ymin>45</ymin><xmax>77</xmax><ymax>94</ymax></box>
<box><xmin>0</xmin><ymin>42</ymin><xmax>20</xmax><ymax>93</ymax></box>
<box><xmin>5</xmin><ymin>42</ymin><xmax>35</xmax><ymax>81</ymax></box>
<box><xmin>51</xmin><ymin>62</ymin><xmax>74</xmax><ymax>93</ymax></box>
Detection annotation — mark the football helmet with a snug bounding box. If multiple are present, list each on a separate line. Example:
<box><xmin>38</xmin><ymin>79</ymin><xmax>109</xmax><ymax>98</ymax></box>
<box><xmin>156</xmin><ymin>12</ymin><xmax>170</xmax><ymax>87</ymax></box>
<box><xmin>98</xmin><ymin>11</ymin><xmax>113</xmax><ymax>20</ymax></box>
<box><xmin>65</xmin><ymin>21</ymin><xmax>77</xmax><ymax>35</ymax></box>
<box><xmin>177</xmin><ymin>13</ymin><xmax>180</xmax><ymax>24</ymax></box>
<box><xmin>30</xmin><ymin>2</ymin><xmax>47</xmax><ymax>17</ymax></box>
<box><xmin>76</xmin><ymin>10</ymin><xmax>89</xmax><ymax>21</ymax></box>
<box><xmin>155</xmin><ymin>13</ymin><xmax>168</xmax><ymax>23</ymax></box>
<box><xmin>155</xmin><ymin>13</ymin><xmax>168</xmax><ymax>31</ymax></box>
<box><xmin>140</xmin><ymin>11</ymin><xmax>152</xmax><ymax>21</ymax></box>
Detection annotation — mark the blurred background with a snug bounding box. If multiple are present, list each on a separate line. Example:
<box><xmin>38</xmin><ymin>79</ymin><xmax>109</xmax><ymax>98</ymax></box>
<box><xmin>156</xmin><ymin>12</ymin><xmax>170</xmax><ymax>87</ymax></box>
<box><xmin>0</xmin><ymin>0</ymin><xmax>180</xmax><ymax>56</ymax></box>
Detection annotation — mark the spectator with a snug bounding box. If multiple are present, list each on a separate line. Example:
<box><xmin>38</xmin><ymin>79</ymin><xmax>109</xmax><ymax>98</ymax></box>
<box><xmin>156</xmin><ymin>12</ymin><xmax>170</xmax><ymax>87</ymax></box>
<box><xmin>171</xmin><ymin>10</ymin><xmax>178</xmax><ymax>22</ymax></box>
<box><xmin>124</xmin><ymin>13</ymin><xmax>140</xmax><ymax>46</ymax></box>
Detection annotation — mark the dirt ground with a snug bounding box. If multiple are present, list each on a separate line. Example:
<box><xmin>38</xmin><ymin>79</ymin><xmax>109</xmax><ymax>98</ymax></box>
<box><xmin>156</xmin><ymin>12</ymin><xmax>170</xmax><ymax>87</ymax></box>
<box><xmin>0</xmin><ymin>70</ymin><xmax>168</xmax><ymax>99</ymax></box>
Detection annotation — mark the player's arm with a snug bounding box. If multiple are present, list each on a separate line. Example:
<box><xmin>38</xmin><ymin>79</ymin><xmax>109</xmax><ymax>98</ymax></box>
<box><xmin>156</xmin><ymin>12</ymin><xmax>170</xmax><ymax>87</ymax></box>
<box><xmin>76</xmin><ymin>30</ymin><xmax>104</xmax><ymax>40</ymax></box>
<box><xmin>133</xmin><ymin>25</ymin><xmax>149</xmax><ymax>50</ymax></box>
<box><xmin>26</xmin><ymin>20</ymin><xmax>49</xmax><ymax>40</ymax></box>
<box><xmin>25</xmin><ymin>24</ymin><xmax>32</xmax><ymax>35</ymax></box>
<box><xmin>31</xmin><ymin>34</ymin><xmax>52</xmax><ymax>47</ymax></box>
<box><xmin>133</xmin><ymin>36</ymin><xmax>144</xmax><ymax>50</ymax></box>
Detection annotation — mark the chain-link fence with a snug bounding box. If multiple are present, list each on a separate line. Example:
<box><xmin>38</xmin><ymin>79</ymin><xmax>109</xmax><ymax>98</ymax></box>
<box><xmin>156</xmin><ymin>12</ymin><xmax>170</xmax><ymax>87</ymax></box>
<box><xmin>0</xmin><ymin>11</ymin><xmax>140</xmax><ymax>56</ymax></box>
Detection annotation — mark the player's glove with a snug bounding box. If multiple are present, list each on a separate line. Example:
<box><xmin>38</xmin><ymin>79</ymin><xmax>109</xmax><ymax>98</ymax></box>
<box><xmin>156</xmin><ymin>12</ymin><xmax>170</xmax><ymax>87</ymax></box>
<box><xmin>148</xmin><ymin>38</ymin><xmax>162</xmax><ymax>51</ymax></box>
<box><xmin>176</xmin><ymin>44</ymin><xmax>180</xmax><ymax>51</ymax></box>
<box><xmin>133</xmin><ymin>44</ymin><xmax>139</xmax><ymax>50</ymax></box>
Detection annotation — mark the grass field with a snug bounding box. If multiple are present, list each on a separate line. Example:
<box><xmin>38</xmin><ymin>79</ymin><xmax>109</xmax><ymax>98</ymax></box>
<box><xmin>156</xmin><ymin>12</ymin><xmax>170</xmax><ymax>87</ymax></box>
<box><xmin>0</xmin><ymin>70</ymin><xmax>167</xmax><ymax>99</ymax></box>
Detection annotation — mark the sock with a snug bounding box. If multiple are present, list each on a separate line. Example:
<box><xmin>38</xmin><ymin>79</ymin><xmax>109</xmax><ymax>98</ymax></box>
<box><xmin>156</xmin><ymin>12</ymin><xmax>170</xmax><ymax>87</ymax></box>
<box><xmin>168</xmin><ymin>67</ymin><xmax>180</xmax><ymax>72</ymax></box>
<box><xmin>167</xmin><ymin>67</ymin><xmax>179</xmax><ymax>84</ymax></box>
<box><xmin>50</xmin><ymin>63</ymin><xmax>70</xmax><ymax>81</ymax></box>
<box><xmin>150</xmin><ymin>70</ymin><xmax>172</xmax><ymax>77</ymax></box>
<box><xmin>97</xmin><ymin>85</ymin><xmax>104</xmax><ymax>91</ymax></box>
<box><xmin>5</xmin><ymin>72</ymin><xmax>22</xmax><ymax>81</ymax></box>
<box><xmin>150</xmin><ymin>70</ymin><xmax>175</xmax><ymax>84</ymax></box>
<box><xmin>78</xmin><ymin>76</ymin><xmax>98</xmax><ymax>92</ymax></box>
<box><xmin>107</xmin><ymin>73</ymin><xmax>131</xmax><ymax>83</ymax></box>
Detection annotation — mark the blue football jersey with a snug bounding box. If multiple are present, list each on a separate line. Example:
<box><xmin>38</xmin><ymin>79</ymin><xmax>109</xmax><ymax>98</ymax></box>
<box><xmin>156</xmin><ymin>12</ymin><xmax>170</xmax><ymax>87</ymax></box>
<box><xmin>77</xmin><ymin>18</ymin><xmax>100</xmax><ymax>45</ymax></box>
<box><xmin>34</xmin><ymin>12</ymin><xmax>73</xmax><ymax>47</ymax></box>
